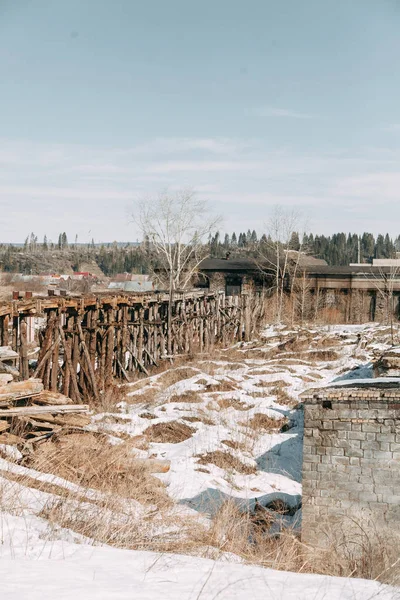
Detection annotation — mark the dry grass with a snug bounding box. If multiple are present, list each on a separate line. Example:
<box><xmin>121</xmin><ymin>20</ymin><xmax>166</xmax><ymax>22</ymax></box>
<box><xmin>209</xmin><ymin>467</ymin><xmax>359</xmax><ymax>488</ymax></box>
<box><xmin>221</xmin><ymin>439</ymin><xmax>246</xmax><ymax>451</ymax></box>
<box><xmin>247</xmin><ymin>369</ymin><xmax>275</xmax><ymax>376</ymax></box>
<box><xmin>28</xmin><ymin>433</ymin><xmax>169</xmax><ymax>507</ymax></box>
<box><xmin>96</xmin><ymin>414</ymin><xmax>131</xmax><ymax>425</ymax></box>
<box><xmin>271</xmin><ymin>386</ymin><xmax>298</xmax><ymax>408</ymax></box>
<box><xmin>203</xmin><ymin>380</ymin><xmax>238</xmax><ymax>392</ymax></box>
<box><xmin>304</xmin><ymin>349</ymin><xmax>339</xmax><ymax>361</ymax></box>
<box><xmin>156</xmin><ymin>367</ymin><xmax>199</xmax><ymax>387</ymax></box>
<box><xmin>194</xmin><ymin>500</ymin><xmax>400</xmax><ymax>586</ymax></box>
<box><xmin>89</xmin><ymin>384</ymin><xmax>126</xmax><ymax>413</ymax></box>
<box><xmin>217</xmin><ymin>398</ymin><xmax>253</xmax><ymax>411</ymax></box>
<box><xmin>124</xmin><ymin>387</ymin><xmax>159</xmax><ymax>405</ymax></box>
<box><xmin>168</xmin><ymin>391</ymin><xmax>203</xmax><ymax>403</ymax></box>
<box><xmin>0</xmin><ymin>468</ymin><xmax>96</xmax><ymax>505</ymax></box>
<box><xmin>144</xmin><ymin>420</ymin><xmax>195</xmax><ymax>443</ymax></box>
<box><xmin>277</xmin><ymin>336</ymin><xmax>312</xmax><ymax>353</ymax></box>
<box><xmin>181</xmin><ymin>413</ymin><xmax>215</xmax><ymax>426</ymax></box>
<box><xmin>244</xmin><ymin>413</ymin><xmax>288</xmax><ymax>432</ymax></box>
<box><xmin>308</xmin><ymin>371</ymin><xmax>324</xmax><ymax>379</ymax></box>
<box><xmin>196</xmin><ymin>451</ymin><xmax>256</xmax><ymax>475</ymax></box>
<box><xmin>38</xmin><ymin>493</ymin><xmax>199</xmax><ymax>554</ymax></box>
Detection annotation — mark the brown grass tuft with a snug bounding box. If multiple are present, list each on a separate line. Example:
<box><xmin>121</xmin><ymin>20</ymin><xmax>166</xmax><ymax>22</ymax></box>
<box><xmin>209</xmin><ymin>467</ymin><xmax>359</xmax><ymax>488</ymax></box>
<box><xmin>271</xmin><ymin>386</ymin><xmax>298</xmax><ymax>407</ymax></box>
<box><xmin>28</xmin><ymin>434</ymin><xmax>169</xmax><ymax>506</ymax></box>
<box><xmin>169</xmin><ymin>391</ymin><xmax>202</xmax><ymax>403</ymax></box>
<box><xmin>196</xmin><ymin>450</ymin><xmax>256</xmax><ymax>475</ymax></box>
<box><xmin>244</xmin><ymin>413</ymin><xmax>287</xmax><ymax>432</ymax></box>
<box><xmin>144</xmin><ymin>420</ymin><xmax>195</xmax><ymax>443</ymax></box>
<box><xmin>217</xmin><ymin>398</ymin><xmax>253</xmax><ymax>411</ymax></box>
<box><xmin>203</xmin><ymin>380</ymin><xmax>237</xmax><ymax>392</ymax></box>
<box><xmin>157</xmin><ymin>367</ymin><xmax>199</xmax><ymax>387</ymax></box>
<box><xmin>221</xmin><ymin>439</ymin><xmax>246</xmax><ymax>451</ymax></box>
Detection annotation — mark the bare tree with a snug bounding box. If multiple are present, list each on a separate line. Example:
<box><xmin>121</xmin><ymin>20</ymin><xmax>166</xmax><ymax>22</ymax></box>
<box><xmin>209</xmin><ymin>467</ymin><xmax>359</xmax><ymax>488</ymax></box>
<box><xmin>135</xmin><ymin>188</ymin><xmax>220</xmax><ymax>354</ymax></box>
<box><xmin>368</xmin><ymin>265</ymin><xmax>400</xmax><ymax>344</ymax></box>
<box><xmin>256</xmin><ymin>206</ymin><xmax>305</xmax><ymax>323</ymax></box>
<box><xmin>291</xmin><ymin>267</ymin><xmax>313</xmax><ymax>325</ymax></box>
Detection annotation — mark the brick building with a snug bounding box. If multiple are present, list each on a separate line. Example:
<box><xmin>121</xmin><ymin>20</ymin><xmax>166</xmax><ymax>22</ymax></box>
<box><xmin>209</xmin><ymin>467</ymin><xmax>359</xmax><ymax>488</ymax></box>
<box><xmin>301</xmin><ymin>381</ymin><xmax>400</xmax><ymax>547</ymax></box>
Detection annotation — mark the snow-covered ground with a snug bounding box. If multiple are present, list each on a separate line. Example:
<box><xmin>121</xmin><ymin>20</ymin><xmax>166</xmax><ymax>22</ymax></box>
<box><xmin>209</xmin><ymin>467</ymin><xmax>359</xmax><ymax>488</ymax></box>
<box><xmin>0</xmin><ymin>527</ymin><xmax>397</xmax><ymax>600</ymax></box>
<box><xmin>90</xmin><ymin>322</ymin><xmax>391</xmax><ymax>516</ymax></box>
<box><xmin>1</xmin><ymin>322</ymin><xmax>399</xmax><ymax>598</ymax></box>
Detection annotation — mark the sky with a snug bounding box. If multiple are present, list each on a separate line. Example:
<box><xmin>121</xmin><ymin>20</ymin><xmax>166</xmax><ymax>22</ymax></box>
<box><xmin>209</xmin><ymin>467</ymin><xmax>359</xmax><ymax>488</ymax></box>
<box><xmin>1</xmin><ymin>0</ymin><xmax>400</xmax><ymax>243</ymax></box>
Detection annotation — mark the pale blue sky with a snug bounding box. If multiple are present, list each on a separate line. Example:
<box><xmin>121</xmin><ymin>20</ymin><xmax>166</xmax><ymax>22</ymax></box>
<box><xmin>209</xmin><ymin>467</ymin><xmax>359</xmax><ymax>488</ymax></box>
<box><xmin>1</xmin><ymin>0</ymin><xmax>400</xmax><ymax>242</ymax></box>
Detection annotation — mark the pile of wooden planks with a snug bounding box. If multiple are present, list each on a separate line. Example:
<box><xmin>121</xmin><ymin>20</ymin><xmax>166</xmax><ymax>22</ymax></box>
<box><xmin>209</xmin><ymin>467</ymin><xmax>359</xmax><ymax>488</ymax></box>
<box><xmin>0</xmin><ymin>377</ymin><xmax>89</xmax><ymax>448</ymax></box>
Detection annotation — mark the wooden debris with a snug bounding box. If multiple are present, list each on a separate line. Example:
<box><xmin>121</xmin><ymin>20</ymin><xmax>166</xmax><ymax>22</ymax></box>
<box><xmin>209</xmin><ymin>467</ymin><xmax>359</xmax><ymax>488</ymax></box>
<box><xmin>33</xmin><ymin>390</ymin><xmax>73</xmax><ymax>406</ymax></box>
<box><xmin>0</xmin><ymin>379</ymin><xmax>44</xmax><ymax>405</ymax></box>
<box><xmin>14</xmin><ymin>416</ymin><xmax>62</xmax><ymax>432</ymax></box>
<box><xmin>0</xmin><ymin>432</ymin><xmax>26</xmax><ymax>445</ymax></box>
<box><xmin>0</xmin><ymin>404</ymin><xmax>88</xmax><ymax>417</ymax></box>
<box><xmin>0</xmin><ymin>373</ymin><xmax>90</xmax><ymax>450</ymax></box>
<box><xmin>32</xmin><ymin>413</ymin><xmax>92</xmax><ymax>428</ymax></box>
<box><xmin>0</xmin><ymin>420</ymin><xmax>10</xmax><ymax>433</ymax></box>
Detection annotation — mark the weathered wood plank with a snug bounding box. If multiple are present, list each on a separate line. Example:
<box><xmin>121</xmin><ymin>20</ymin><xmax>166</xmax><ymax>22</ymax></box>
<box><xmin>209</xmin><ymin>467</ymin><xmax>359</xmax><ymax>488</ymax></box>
<box><xmin>0</xmin><ymin>404</ymin><xmax>88</xmax><ymax>417</ymax></box>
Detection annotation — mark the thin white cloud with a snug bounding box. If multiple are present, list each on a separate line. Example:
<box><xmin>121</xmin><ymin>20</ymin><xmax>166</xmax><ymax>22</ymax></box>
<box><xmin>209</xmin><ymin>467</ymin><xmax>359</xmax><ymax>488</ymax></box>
<box><xmin>250</xmin><ymin>106</ymin><xmax>314</xmax><ymax>119</ymax></box>
<box><xmin>332</xmin><ymin>172</ymin><xmax>400</xmax><ymax>201</ymax></box>
<box><xmin>2</xmin><ymin>136</ymin><xmax>400</xmax><ymax>241</ymax></box>
<box><xmin>147</xmin><ymin>160</ymin><xmax>264</xmax><ymax>174</ymax></box>
<box><xmin>382</xmin><ymin>123</ymin><xmax>400</xmax><ymax>132</ymax></box>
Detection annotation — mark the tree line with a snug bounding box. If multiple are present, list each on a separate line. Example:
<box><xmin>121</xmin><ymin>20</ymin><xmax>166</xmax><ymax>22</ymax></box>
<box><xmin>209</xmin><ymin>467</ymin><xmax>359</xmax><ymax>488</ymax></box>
<box><xmin>0</xmin><ymin>226</ymin><xmax>399</xmax><ymax>277</ymax></box>
<box><xmin>209</xmin><ymin>230</ymin><xmax>400</xmax><ymax>265</ymax></box>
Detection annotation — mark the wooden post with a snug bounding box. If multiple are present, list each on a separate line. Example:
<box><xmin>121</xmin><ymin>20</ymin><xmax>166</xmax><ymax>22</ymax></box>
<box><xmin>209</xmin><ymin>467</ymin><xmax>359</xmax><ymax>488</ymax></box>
<box><xmin>58</xmin><ymin>322</ymin><xmax>80</xmax><ymax>401</ymax></box>
<box><xmin>19</xmin><ymin>315</ymin><xmax>29</xmax><ymax>380</ymax></box>
<box><xmin>3</xmin><ymin>314</ymin><xmax>8</xmax><ymax>347</ymax></box>
<box><xmin>76</xmin><ymin>320</ymin><xmax>99</xmax><ymax>402</ymax></box>
<box><xmin>62</xmin><ymin>314</ymin><xmax>73</xmax><ymax>397</ymax></box>
<box><xmin>199</xmin><ymin>298</ymin><xmax>204</xmax><ymax>353</ymax></box>
<box><xmin>50</xmin><ymin>310</ymin><xmax>60</xmax><ymax>391</ymax></box>
<box><xmin>12</xmin><ymin>316</ymin><xmax>18</xmax><ymax>352</ymax></box>
<box><xmin>72</xmin><ymin>315</ymin><xmax>80</xmax><ymax>392</ymax></box>
<box><xmin>1</xmin><ymin>314</ymin><xmax>9</xmax><ymax>346</ymax></box>
<box><xmin>243</xmin><ymin>294</ymin><xmax>251</xmax><ymax>342</ymax></box>
<box><xmin>89</xmin><ymin>306</ymin><xmax>98</xmax><ymax>370</ymax></box>
<box><xmin>121</xmin><ymin>305</ymin><xmax>129</xmax><ymax>373</ymax></box>
<box><xmin>138</xmin><ymin>307</ymin><xmax>144</xmax><ymax>367</ymax></box>
<box><xmin>105</xmin><ymin>308</ymin><xmax>114</xmax><ymax>389</ymax></box>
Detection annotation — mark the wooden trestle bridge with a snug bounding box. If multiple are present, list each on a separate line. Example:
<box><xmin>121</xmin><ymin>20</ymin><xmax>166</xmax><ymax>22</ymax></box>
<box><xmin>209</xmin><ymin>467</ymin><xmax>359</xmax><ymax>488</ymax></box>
<box><xmin>0</xmin><ymin>291</ymin><xmax>266</xmax><ymax>402</ymax></box>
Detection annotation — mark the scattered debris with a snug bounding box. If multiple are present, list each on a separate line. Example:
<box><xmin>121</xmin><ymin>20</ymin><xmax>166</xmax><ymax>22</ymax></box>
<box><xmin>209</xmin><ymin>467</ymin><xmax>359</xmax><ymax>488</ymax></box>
<box><xmin>0</xmin><ymin>377</ymin><xmax>89</xmax><ymax>451</ymax></box>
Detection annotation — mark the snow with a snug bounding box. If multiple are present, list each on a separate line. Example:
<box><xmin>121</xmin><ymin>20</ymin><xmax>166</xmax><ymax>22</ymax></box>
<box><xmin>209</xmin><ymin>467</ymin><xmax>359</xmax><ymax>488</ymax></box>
<box><xmin>1</xmin><ymin>322</ymin><xmax>398</xmax><ymax>599</ymax></box>
<box><xmin>327</xmin><ymin>376</ymin><xmax>400</xmax><ymax>387</ymax></box>
<box><xmin>87</xmin><ymin>322</ymin><xmax>400</xmax><ymax>519</ymax></box>
<box><xmin>0</xmin><ymin>522</ymin><xmax>397</xmax><ymax>600</ymax></box>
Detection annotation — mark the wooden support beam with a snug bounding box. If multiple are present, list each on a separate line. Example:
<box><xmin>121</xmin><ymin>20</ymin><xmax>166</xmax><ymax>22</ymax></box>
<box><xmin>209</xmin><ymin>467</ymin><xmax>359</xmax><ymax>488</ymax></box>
<box><xmin>76</xmin><ymin>321</ymin><xmax>99</xmax><ymax>402</ymax></box>
<box><xmin>2</xmin><ymin>314</ymin><xmax>9</xmax><ymax>346</ymax></box>
<box><xmin>12</xmin><ymin>316</ymin><xmax>18</xmax><ymax>353</ymax></box>
<box><xmin>105</xmin><ymin>309</ymin><xmax>114</xmax><ymax>388</ymax></box>
<box><xmin>50</xmin><ymin>311</ymin><xmax>60</xmax><ymax>391</ymax></box>
<box><xmin>19</xmin><ymin>315</ymin><xmax>29</xmax><ymax>380</ymax></box>
<box><xmin>58</xmin><ymin>322</ymin><xmax>81</xmax><ymax>402</ymax></box>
